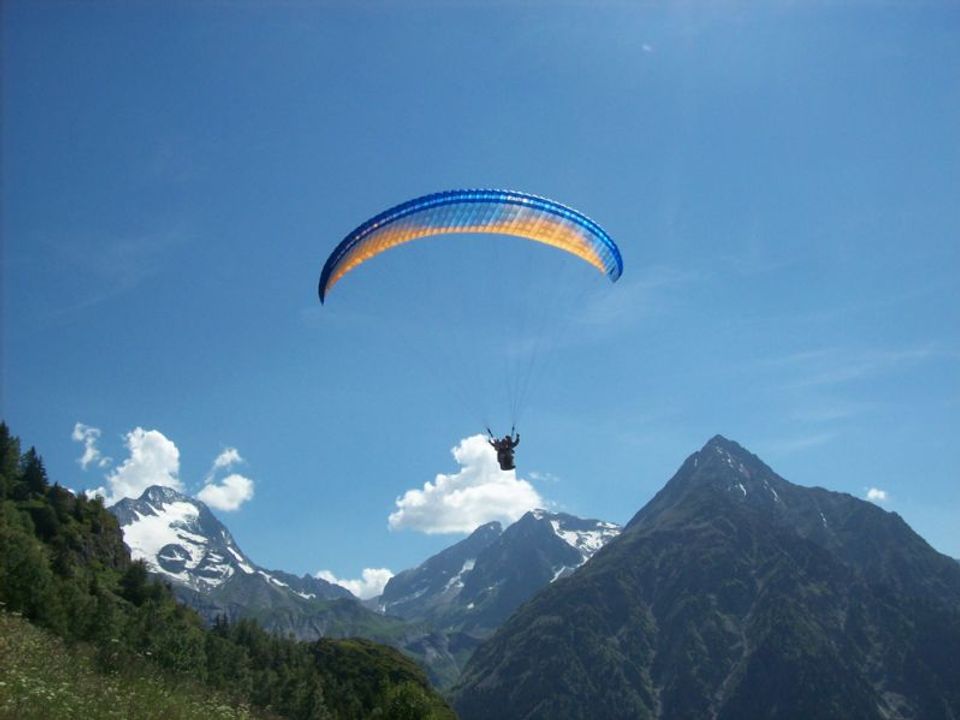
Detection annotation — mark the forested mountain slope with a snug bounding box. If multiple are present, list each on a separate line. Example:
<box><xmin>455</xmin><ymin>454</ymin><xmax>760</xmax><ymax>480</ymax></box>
<box><xmin>453</xmin><ymin>436</ymin><xmax>960</xmax><ymax>720</ymax></box>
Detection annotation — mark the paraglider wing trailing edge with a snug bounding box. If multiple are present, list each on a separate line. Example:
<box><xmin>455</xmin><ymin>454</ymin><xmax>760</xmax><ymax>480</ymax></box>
<box><xmin>318</xmin><ymin>189</ymin><xmax>623</xmax><ymax>303</ymax></box>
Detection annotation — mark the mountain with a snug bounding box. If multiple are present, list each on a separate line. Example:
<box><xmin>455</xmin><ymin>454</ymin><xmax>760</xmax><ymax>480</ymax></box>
<box><xmin>453</xmin><ymin>436</ymin><xmax>960</xmax><ymax>720</ymax></box>
<box><xmin>380</xmin><ymin>521</ymin><xmax>503</xmax><ymax>620</ymax></box>
<box><xmin>110</xmin><ymin>485</ymin><xmax>463</xmax><ymax>685</ymax></box>
<box><xmin>112</xmin><ymin>485</ymin><xmax>350</xmax><ymax>601</ymax></box>
<box><xmin>380</xmin><ymin>510</ymin><xmax>621</xmax><ymax>636</ymax></box>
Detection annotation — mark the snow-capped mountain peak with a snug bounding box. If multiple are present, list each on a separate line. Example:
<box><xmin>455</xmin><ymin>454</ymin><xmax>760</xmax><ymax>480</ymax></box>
<box><xmin>111</xmin><ymin>485</ymin><xmax>350</xmax><ymax>604</ymax></box>
<box><xmin>378</xmin><ymin>509</ymin><xmax>622</xmax><ymax>634</ymax></box>
<box><xmin>112</xmin><ymin>485</ymin><xmax>251</xmax><ymax>591</ymax></box>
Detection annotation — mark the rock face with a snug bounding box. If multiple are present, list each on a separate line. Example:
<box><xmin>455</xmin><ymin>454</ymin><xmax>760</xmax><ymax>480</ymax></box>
<box><xmin>379</xmin><ymin>510</ymin><xmax>621</xmax><ymax>636</ymax></box>
<box><xmin>452</xmin><ymin>436</ymin><xmax>960</xmax><ymax>720</ymax></box>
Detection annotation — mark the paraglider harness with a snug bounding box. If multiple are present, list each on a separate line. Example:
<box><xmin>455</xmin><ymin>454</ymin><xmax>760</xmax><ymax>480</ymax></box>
<box><xmin>487</xmin><ymin>427</ymin><xmax>520</xmax><ymax>471</ymax></box>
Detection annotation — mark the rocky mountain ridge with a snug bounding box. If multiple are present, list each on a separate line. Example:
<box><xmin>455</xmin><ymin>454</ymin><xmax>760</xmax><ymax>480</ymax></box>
<box><xmin>380</xmin><ymin>510</ymin><xmax>621</xmax><ymax>635</ymax></box>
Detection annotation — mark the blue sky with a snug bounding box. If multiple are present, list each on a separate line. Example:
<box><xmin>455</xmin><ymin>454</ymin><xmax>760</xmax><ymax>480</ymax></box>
<box><xmin>3</xmin><ymin>1</ymin><xmax>958</xmax><ymax>596</ymax></box>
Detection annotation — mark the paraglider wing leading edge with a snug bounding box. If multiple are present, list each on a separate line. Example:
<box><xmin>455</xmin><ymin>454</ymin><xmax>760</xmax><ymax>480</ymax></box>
<box><xmin>318</xmin><ymin>189</ymin><xmax>623</xmax><ymax>303</ymax></box>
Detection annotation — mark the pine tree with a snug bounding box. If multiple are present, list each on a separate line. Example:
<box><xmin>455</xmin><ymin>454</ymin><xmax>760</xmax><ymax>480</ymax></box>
<box><xmin>0</xmin><ymin>422</ymin><xmax>21</xmax><ymax>498</ymax></box>
<box><xmin>50</xmin><ymin>483</ymin><xmax>74</xmax><ymax>523</ymax></box>
<box><xmin>21</xmin><ymin>447</ymin><xmax>49</xmax><ymax>496</ymax></box>
<box><xmin>120</xmin><ymin>559</ymin><xmax>151</xmax><ymax>606</ymax></box>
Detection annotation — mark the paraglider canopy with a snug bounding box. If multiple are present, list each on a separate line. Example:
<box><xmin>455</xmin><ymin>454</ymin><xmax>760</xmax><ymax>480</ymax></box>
<box><xmin>318</xmin><ymin>189</ymin><xmax>622</xmax><ymax>303</ymax></box>
<box><xmin>316</xmin><ymin>188</ymin><xmax>623</xmax><ymax>435</ymax></box>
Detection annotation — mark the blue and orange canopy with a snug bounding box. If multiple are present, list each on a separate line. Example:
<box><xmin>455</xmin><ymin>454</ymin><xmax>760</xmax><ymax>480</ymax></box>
<box><xmin>318</xmin><ymin>189</ymin><xmax>622</xmax><ymax>303</ymax></box>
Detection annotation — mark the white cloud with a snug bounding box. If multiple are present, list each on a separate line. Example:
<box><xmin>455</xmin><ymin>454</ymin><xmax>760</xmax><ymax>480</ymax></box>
<box><xmin>866</xmin><ymin>487</ymin><xmax>889</xmax><ymax>503</ymax></box>
<box><xmin>83</xmin><ymin>426</ymin><xmax>254</xmax><ymax>511</ymax></box>
<box><xmin>388</xmin><ymin>434</ymin><xmax>545</xmax><ymax>534</ymax></box>
<box><xmin>99</xmin><ymin>427</ymin><xmax>182</xmax><ymax>505</ymax></box>
<box><xmin>204</xmin><ymin>447</ymin><xmax>243</xmax><ymax>483</ymax></box>
<box><xmin>198</xmin><ymin>446</ymin><xmax>253</xmax><ymax>511</ymax></box>
<box><xmin>72</xmin><ymin>422</ymin><xmax>111</xmax><ymax>469</ymax></box>
<box><xmin>213</xmin><ymin>447</ymin><xmax>242</xmax><ymax>470</ymax></box>
<box><xmin>197</xmin><ymin>474</ymin><xmax>255</xmax><ymax>512</ymax></box>
<box><xmin>316</xmin><ymin>568</ymin><xmax>394</xmax><ymax>600</ymax></box>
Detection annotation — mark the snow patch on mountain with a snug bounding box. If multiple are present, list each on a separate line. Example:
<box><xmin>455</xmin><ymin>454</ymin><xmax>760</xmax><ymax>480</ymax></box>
<box><xmin>545</xmin><ymin>514</ymin><xmax>622</xmax><ymax>563</ymax></box>
<box><xmin>551</xmin><ymin>565</ymin><xmax>573</xmax><ymax>582</ymax></box>
<box><xmin>227</xmin><ymin>546</ymin><xmax>255</xmax><ymax>574</ymax></box>
<box><xmin>444</xmin><ymin>559</ymin><xmax>476</xmax><ymax>593</ymax></box>
<box><xmin>120</xmin><ymin>499</ymin><xmax>230</xmax><ymax>588</ymax></box>
<box><xmin>763</xmin><ymin>478</ymin><xmax>782</xmax><ymax>503</ymax></box>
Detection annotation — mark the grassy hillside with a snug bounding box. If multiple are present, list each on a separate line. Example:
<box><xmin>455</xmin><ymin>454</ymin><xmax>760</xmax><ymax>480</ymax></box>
<box><xmin>0</xmin><ymin>611</ymin><xmax>269</xmax><ymax>720</ymax></box>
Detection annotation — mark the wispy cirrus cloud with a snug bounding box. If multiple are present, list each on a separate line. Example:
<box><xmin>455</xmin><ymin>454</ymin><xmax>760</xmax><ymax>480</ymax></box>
<box><xmin>762</xmin><ymin>343</ymin><xmax>944</xmax><ymax>389</ymax></box>
<box><xmin>575</xmin><ymin>264</ymin><xmax>700</xmax><ymax>330</ymax></box>
<box><xmin>40</xmin><ymin>229</ymin><xmax>191</xmax><ymax>319</ymax></box>
<box><xmin>788</xmin><ymin>399</ymin><xmax>880</xmax><ymax>424</ymax></box>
